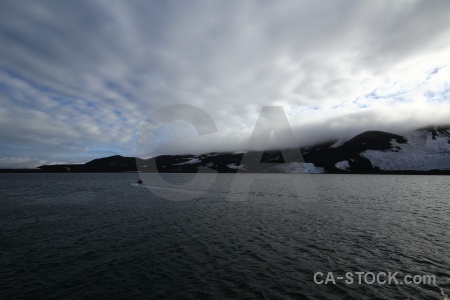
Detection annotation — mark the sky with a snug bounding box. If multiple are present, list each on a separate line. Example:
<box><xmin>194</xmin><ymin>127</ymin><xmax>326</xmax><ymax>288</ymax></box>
<box><xmin>1</xmin><ymin>0</ymin><xmax>450</xmax><ymax>168</ymax></box>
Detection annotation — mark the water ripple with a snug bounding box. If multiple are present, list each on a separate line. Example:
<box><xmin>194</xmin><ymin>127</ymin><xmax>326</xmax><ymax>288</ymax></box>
<box><xmin>0</xmin><ymin>173</ymin><xmax>449</xmax><ymax>299</ymax></box>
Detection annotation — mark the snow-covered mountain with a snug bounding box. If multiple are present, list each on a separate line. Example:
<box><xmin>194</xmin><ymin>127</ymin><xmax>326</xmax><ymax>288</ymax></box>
<box><xmin>131</xmin><ymin>125</ymin><xmax>450</xmax><ymax>174</ymax></box>
<box><xmin>362</xmin><ymin>127</ymin><xmax>450</xmax><ymax>171</ymax></box>
<box><xmin>299</xmin><ymin>125</ymin><xmax>450</xmax><ymax>173</ymax></box>
<box><xmin>37</xmin><ymin>126</ymin><xmax>450</xmax><ymax>174</ymax></box>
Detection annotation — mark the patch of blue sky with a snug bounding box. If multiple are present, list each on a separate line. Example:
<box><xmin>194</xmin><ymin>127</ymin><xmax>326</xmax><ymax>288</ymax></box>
<box><xmin>104</xmin><ymin>80</ymin><xmax>135</xmax><ymax>100</ymax></box>
<box><xmin>443</xmin><ymin>86</ymin><xmax>450</xmax><ymax>99</ymax></box>
<box><xmin>0</xmin><ymin>81</ymin><xmax>14</xmax><ymax>101</ymax></box>
<box><xmin>331</xmin><ymin>103</ymin><xmax>343</xmax><ymax>110</ymax></box>
<box><xmin>0</xmin><ymin>76</ymin><xmax>26</xmax><ymax>104</ymax></box>
<box><xmin>0</xmin><ymin>68</ymin><xmax>76</xmax><ymax>110</ymax></box>
<box><xmin>50</xmin><ymin>95</ymin><xmax>80</xmax><ymax>107</ymax></box>
<box><xmin>68</xmin><ymin>97</ymin><xmax>100</xmax><ymax>113</ymax></box>
<box><xmin>0</xmin><ymin>67</ymin><xmax>51</xmax><ymax>94</ymax></box>
<box><xmin>425</xmin><ymin>66</ymin><xmax>441</xmax><ymax>81</ymax></box>
<box><xmin>423</xmin><ymin>65</ymin><xmax>449</xmax><ymax>83</ymax></box>
<box><xmin>426</xmin><ymin>87</ymin><xmax>450</xmax><ymax>103</ymax></box>
<box><xmin>2</xmin><ymin>27</ymin><xmax>65</xmax><ymax>63</ymax></box>
<box><xmin>430</xmin><ymin>67</ymin><xmax>440</xmax><ymax>75</ymax></box>
<box><xmin>365</xmin><ymin>90</ymin><xmax>382</xmax><ymax>99</ymax></box>
<box><xmin>46</xmin><ymin>96</ymin><xmax>89</xmax><ymax>118</ymax></box>
<box><xmin>0</xmin><ymin>67</ymin><xmax>103</xmax><ymax>113</ymax></box>
<box><xmin>366</xmin><ymin>88</ymin><xmax>410</xmax><ymax>103</ymax></box>
<box><xmin>389</xmin><ymin>96</ymin><xmax>408</xmax><ymax>104</ymax></box>
<box><xmin>424</xmin><ymin>91</ymin><xmax>435</xmax><ymax>99</ymax></box>
<box><xmin>351</xmin><ymin>97</ymin><xmax>371</xmax><ymax>109</ymax></box>
<box><xmin>112</xmin><ymin>108</ymin><xmax>129</xmax><ymax>124</ymax></box>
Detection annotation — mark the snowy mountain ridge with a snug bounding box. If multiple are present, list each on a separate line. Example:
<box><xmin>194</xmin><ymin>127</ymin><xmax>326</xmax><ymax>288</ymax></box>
<box><xmin>362</xmin><ymin>127</ymin><xmax>450</xmax><ymax>171</ymax></box>
<box><xmin>36</xmin><ymin>125</ymin><xmax>450</xmax><ymax>174</ymax></box>
<box><xmin>136</xmin><ymin>125</ymin><xmax>450</xmax><ymax>174</ymax></box>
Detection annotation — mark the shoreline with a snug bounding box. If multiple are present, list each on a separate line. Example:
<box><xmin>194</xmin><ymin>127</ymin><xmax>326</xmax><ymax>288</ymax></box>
<box><xmin>2</xmin><ymin>169</ymin><xmax>450</xmax><ymax>175</ymax></box>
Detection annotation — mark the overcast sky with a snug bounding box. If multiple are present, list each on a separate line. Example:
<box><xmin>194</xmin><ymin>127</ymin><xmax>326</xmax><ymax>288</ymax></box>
<box><xmin>1</xmin><ymin>0</ymin><xmax>450</xmax><ymax>168</ymax></box>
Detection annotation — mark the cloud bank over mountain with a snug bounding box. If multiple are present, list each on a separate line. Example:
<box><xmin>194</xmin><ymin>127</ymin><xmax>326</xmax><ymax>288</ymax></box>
<box><xmin>1</xmin><ymin>0</ymin><xmax>450</xmax><ymax>167</ymax></box>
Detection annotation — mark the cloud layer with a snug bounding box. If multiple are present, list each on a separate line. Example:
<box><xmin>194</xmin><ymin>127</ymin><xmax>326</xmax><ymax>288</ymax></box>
<box><xmin>1</xmin><ymin>0</ymin><xmax>450</xmax><ymax>167</ymax></box>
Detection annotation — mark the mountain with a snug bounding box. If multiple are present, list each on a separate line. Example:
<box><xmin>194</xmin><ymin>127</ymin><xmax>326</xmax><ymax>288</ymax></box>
<box><xmin>38</xmin><ymin>155</ymin><xmax>143</xmax><ymax>172</ymax></box>
<box><xmin>36</xmin><ymin>125</ymin><xmax>450</xmax><ymax>174</ymax></box>
<box><xmin>300</xmin><ymin>126</ymin><xmax>450</xmax><ymax>173</ymax></box>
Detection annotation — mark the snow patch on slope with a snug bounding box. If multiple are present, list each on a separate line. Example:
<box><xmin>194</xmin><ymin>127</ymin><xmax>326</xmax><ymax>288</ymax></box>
<box><xmin>227</xmin><ymin>163</ymin><xmax>247</xmax><ymax>170</ymax></box>
<box><xmin>173</xmin><ymin>158</ymin><xmax>201</xmax><ymax>165</ymax></box>
<box><xmin>335</xmin><ymin>160</ymin><xmax>351</xmax><ymax>170</ymax></box>
<box><xmin>362</xmin><ymin>130</ymin><xmax>450</xmax><ymax>170</ymax></box>
<box><xmin>330</xmin><ymin>139</ymin><xmax>346</xmax><ymax>148</ymax></box>
<box><xmin>272</xmin><ymin>162</ymin><xmax>324</xmax><ymax>174</ymax></box>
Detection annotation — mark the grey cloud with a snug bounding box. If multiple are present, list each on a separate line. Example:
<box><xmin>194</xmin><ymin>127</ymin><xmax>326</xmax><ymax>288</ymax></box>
<box><xmin>1</xmin><ymin>0</ymin><xmax>450</xmax><ymax>166</ymax></box>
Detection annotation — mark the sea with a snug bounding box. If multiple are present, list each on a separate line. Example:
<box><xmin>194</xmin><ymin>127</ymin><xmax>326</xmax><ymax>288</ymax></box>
<box><xmin>1</xmin><ymin>173</ymin><xmax>449</xmax><ymax>299</ymax></box>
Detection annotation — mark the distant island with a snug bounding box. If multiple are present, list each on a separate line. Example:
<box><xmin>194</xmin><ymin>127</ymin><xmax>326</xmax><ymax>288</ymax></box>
<box><xmin>2</xmin><ymin>126</ymin><xmax>450</xmax><ymax>174</ymax></box>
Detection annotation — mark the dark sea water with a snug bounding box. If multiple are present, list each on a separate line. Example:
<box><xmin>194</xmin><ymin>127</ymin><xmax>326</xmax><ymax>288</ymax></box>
<box><xmin>1</xmin><ymin>173</ymin><xmax>449</xmax><ymax>299</ymax></box>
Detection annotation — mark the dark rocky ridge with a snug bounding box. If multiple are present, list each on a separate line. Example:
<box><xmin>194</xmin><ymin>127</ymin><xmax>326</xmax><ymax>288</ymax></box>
<box><xmin>302</xmin><ymin>131</ymin><xmax>408</xmax><ymax>173</ymax></box>
<box><xmin>13</xmin><ymin>126</ymin><xmax>450</xmax><ymax>174</ymax></box>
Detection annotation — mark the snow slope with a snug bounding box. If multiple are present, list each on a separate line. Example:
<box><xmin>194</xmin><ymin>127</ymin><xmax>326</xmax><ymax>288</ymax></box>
<box><xmin>173</xmin><ymin>158</ymin><xmax>201</xmax><ymax>165</ymax></box>
<box><xmin>362</xmin><ymin>128</ymin><xmax>450</xmax><ymax>170</ymax></box>
<box><xmin>272</xmin><ymin>162</ymin><xmax>324</xmax><ymax>174</ymax></box>
<box><xmin>227</xmin><ymin>163</ymin><xmax>247</xmax><ymax>170</ymax></box>
<box><xmin>335</xmin><ymin>160</ymin><xmax>351</xmax><ymax>171</ymax></box>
